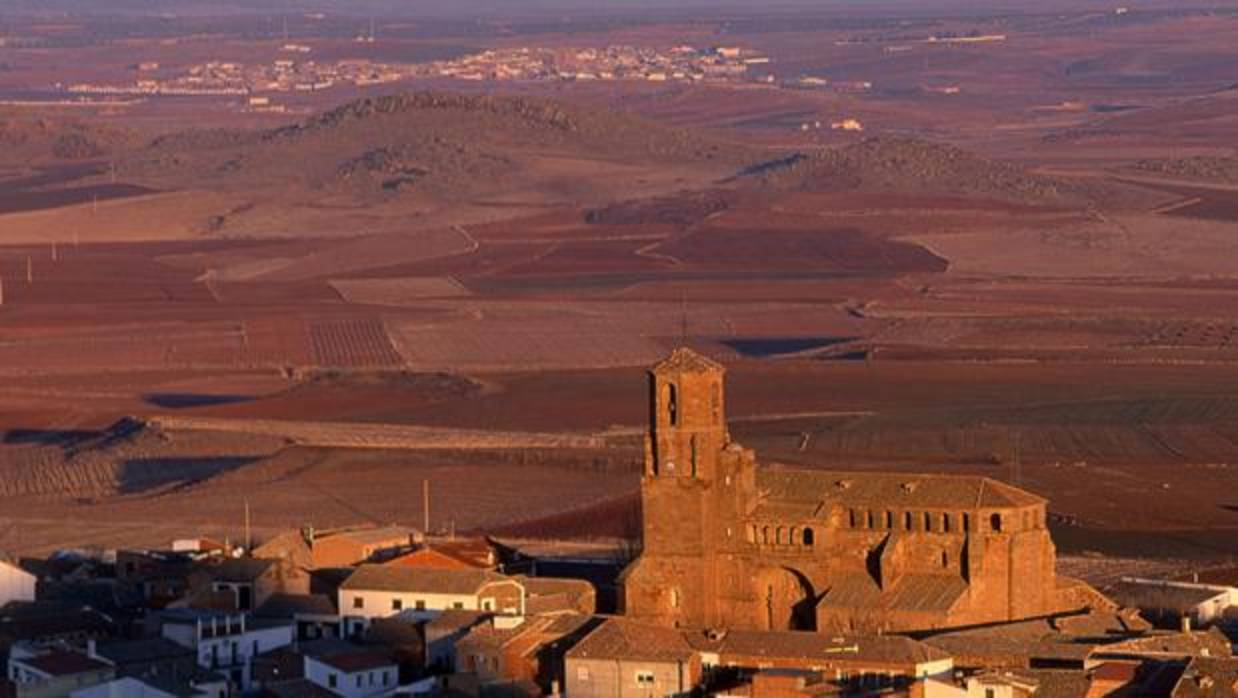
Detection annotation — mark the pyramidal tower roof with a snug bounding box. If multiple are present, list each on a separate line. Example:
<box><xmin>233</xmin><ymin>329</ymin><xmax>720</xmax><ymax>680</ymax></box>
<box><xmin>652</xmin><ymin>347</ymin><xmax>725</xmax><ymax>374</ymax></box>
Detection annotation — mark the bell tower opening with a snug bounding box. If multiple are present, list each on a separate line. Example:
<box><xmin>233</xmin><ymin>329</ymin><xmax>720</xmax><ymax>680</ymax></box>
<box><xmin>647</xmin><ymin>348</ymin><xmax>728</xmax><ymax>480</ymax></box>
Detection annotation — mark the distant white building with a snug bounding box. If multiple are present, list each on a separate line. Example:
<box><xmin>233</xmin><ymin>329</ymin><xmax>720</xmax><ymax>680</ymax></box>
<box><xmin>0</xmin><ymin>557</ymin><xmax>36</xmax><ymax>606</ymax></box>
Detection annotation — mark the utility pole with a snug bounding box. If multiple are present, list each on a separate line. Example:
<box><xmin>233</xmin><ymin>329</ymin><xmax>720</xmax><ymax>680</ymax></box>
<box><xmin>1011</xmin><ymin>427</ymin><xmax>1023</xmax><ymax>487</ymax></box>
<box><xmin>422</xmin><ymin>479</ymin><xmax>431</xmax><ymax>535</ymax></box>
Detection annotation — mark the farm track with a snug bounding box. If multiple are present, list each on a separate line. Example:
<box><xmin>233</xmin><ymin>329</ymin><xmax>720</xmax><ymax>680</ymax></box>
<box><xmin>149</xmin><ymin>415</ymin><xmax>606</xmax><ymax>450</ymax></box>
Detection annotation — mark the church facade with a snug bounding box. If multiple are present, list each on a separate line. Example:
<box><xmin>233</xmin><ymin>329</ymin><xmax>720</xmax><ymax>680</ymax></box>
<box><xmin>620</xmin><ymin>348</ymin><xmax>1109</xmax><ymax>633</ymax></box>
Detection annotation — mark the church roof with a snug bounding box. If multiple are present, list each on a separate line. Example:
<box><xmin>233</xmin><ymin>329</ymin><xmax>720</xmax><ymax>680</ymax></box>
<box><xmin>820</xmin><ymin>572</ymin><xmax>968</xmax><ymax>614</ymax></box>
<box><xmin>757</xmin><ymin>468</ymin><xmax>1045</xmax><ymax>510</ymax></box>
<box><xmin>652</xmin><ymin>347</ymin><xmax>724</xmax><ymax>374</ymax></box>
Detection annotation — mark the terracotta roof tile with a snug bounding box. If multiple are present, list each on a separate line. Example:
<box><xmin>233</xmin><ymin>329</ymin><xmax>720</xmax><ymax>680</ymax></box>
<box><xmin>567</xmin><ymin>617</ymin><xmax>695</xmax><ymax>663</ymax></box>
<box><xmin>340</xmin><ymin>565</ymin><xmax>514</xmax><ymax>594</ymax></box>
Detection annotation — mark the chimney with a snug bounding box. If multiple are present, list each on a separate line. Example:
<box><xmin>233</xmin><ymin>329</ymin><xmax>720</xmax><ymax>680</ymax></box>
<box><xmin>1181</xmin><ymin>614</ymin><xmax>1192</xmax><ymax>634</ymax></box>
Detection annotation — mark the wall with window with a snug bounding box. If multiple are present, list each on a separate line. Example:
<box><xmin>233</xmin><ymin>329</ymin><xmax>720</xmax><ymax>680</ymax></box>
<box><xmin>338</xmin><ymin>581</ymin><xmax>524</xmax><ymax>624</ymax></box>
<box><xmin>304</xmin><ymin>655</ymin><xmax>397</xmax><ymax>698</ymax></box>
<box><xmin>565</xmin><ymin>656</ymin><xmax>698</xmax><ymax>698</ymax></box>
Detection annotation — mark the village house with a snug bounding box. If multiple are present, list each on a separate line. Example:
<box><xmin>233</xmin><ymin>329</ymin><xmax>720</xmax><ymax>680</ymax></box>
<box><xmin>565</xmin><ymin>617</ymin><xmax>702</xmax><ymax>698</ymax></box>
<box><xmin>517</xmin><ymin>576</ymin><xmax>597</xmax><ymax>616</ymax></box>
<box><xmin>455</xmin><ymin>613</ymin><xmax>597</xmax><ymax>695</ymax></box>
<box><xmin>688</xmin><ymin>627</ymin><xmax>955</xmax><ymax>690</ymax></box>
<box><xmin>6</xmin><ymin>644</ymin><xmax>115</xmax><ymax>697</ymax></box>
<box><xmin>156</xmin><ymin>608</ymin><xmax>294</xmax><ymax>691</ymax></box>
<box><xmin>338</xmin><ymin>566</ymin><xmax>525</xmax><ymax>635</ymax></box>
<box><xmin>425</xmin><ymin>610</ymin><xmax>493</xmax><ymax>671</ymax></box>
<box><xmin>302</xmin><ymin>643</ymin><xmax>398</xmax><ymax>697</ymax></box>
<box><xmin>1110</xmin><ymin>578</ymin><xmax>1236</xmax><ymax>629</ymax></box>
<box><xmin>381</xmin><ymin>537</ymin><xmax>524</xmax><ymax>572</ymax></box>
<box><xmin>255</xmin><ymin>592</ymin><xmax>340</xmax><ymax>641</ymax></box>
<box><xmin>0</xmin><ymin>557</ymin><xmax>36</xmax><ymax>607</ymax></box>
<box><xmin>92</xmin><ymin>636</ymin><xmax>229</xmax><ymax>696</ymax></box>
<box><xmin>187</xmin><ymin>557</ymin><xmax>310</xmax><ymax>612</ymax></box>
<box><xmin>312</xmin><ymin>527</ymin><xmax>419</xmax><ymax>569</ymax></box>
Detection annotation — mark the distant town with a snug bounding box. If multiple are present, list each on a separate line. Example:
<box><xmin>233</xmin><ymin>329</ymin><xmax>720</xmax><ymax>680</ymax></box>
<box><xmin>64</xmin><ymin>44</ymin><xmax>773</xmax><ymax>105</ymax></box>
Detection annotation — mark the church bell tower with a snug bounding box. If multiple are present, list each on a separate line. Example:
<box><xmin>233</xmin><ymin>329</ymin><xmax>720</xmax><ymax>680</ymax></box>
<box><xmin>647</xmin><ymin>347</ymin><xmax>728</xmax><ymax>481</ymax></box>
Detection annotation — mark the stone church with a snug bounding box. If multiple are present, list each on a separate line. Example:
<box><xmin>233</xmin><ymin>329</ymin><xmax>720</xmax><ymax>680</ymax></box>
<box><xmin>620</xmin><ymin>348</ymin><xmax>1110</xmax><ymax>633</ymax></box>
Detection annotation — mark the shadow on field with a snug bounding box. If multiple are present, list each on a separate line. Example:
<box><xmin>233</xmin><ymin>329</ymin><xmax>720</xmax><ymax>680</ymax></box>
<box><xmin>143</xmin><ymin>393</ymin><xmax>255</xmax><ymax>409</ymax></box>
<box><xmin>4</xmin><ymin>429</ymin><xmax>103</xmax><ymax>447</ymax></box>
<box><xmin>116</xmin><ymin>456</ymin><xmax>262</xmax><ymax>495</ymax></box>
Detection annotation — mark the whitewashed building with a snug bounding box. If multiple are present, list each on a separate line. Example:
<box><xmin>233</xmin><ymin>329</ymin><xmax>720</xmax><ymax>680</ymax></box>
<box><xmin>0</xmin><ymin>557</ymin><xmax>36</xmax><ymax>606</ymax></box>
<box><xmin>159</xmin><ymin>609</ymin><xmax>293</xmax><ymax>691</ymax></box>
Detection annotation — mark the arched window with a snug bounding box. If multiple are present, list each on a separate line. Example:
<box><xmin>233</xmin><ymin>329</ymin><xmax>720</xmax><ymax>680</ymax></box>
<box><xmin>762</xmin><ymin>526</ymin><xmax>771</xmax><ymax>544</ymax></box>
<box><xmin>666</xmin><ymin>384</ymin><xmax>678</xmax><ymax>426</ymax></box>
<box><xmin>866</xmin><ymin>511</ymin><xmax>874</xmax><ymax>529</ymax></box>
<box><xmin>803</xmin><ymin>528</ymin><xmax>815</xmax><ymax>546</ymax></box>
<box><xmin>884</xmin><ymin>511</ymin><xmax>893</xmax><ymax>529</ymax></box>
<box><xmin>943</xmin><ymin>513</ymin><xmax>952</xmax><ymax>533</ymax></box>
<box><xmin>924</xmin><ymin>512</ymin><xmax>933</xmax><ymax>532</ymax></box>
<box><xmin>849</xmin><ymin>510</ymin><xmax>857</xmax><ymax>528</ymax></box>
<box><xmin>990</xmin><ymin>513</ymin><xmax>1003</xmax><ymax>532</ymax></box>
<box><xmin>941</xmin><ymin>551</ymin><xmax>949</xmax><ymax>568</ymax></box>
<box><xmin>903</xmin><ymin>511</ymin><xmax>913</xmax><ymax>530</ymax></box>
<box><xmin>963</xmin><ymin>513</ymin><xmax>971</xmax><ymax>532</ymax></box>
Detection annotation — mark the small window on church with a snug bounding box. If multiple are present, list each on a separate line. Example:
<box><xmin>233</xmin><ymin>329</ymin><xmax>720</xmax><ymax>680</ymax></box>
<box><xmin>802</xmin><ymin>528</ymin><xmax>814</xmax><ymax>546</ymax></box>
<box><xmin>666</xmin><ymin>384</ymin><xmax>678</xmax><ymax>426</ymax></box>
<box><xmin>866</xmin><ymin>511</ymin><xmax>874</xmax><ymax>529</ymax></box>
<box><xmin>924</xmin><ymin>512</ymin><xmax>932</xmax><ymax>532</ymax></box>
<box><xmin>903</xmin><ymin>512</ymin><xmax>912</xmax><ymax>530</ymax></box>
<box><xmin>941</xmin><ymin>551</ymin><xmax>949</xmax><ymax>568</ymax></box>
<box><xmin>848</xmin><ymin>510</ymin><xmax>857</xmax><ymax>528</ymax></box>
<box><xmin>990</xmin><ymin>513</ymin><xmax>1003</xmax><ymax>532</ymax></box>
<box><xmin>884</xmin><ymin>511</ymin><xmax>893</xmax><ymax>529</ymax></box>
<box><xmin>963</xmin><ymin>513</ymin><xmax>971</xmax><ymax>532</ymax></box>
<box><xmin>943</xmin><ymin>514</ymin><xmax>952</xmax><ymax>533</ymax></box>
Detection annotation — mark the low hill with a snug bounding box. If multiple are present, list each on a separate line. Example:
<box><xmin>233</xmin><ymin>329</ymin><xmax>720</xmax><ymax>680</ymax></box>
<box><xmin>744</xmin><ymin>137</ymin><xmax>1089</xmax><ymax>205</ymax></box>
<box><xmin>0</xmin><ymin>111</ymin><xmax>137</xmax><ymax>165</ymax></box>
<box><xmin>1128</xmin><ymin>155</ymin><xmax>1238</xmax><ymax>184</ymax></box>
<box><xmin>124</xmin><ymin>92</ymin><xmax>752</xmax><ymax>204</ymax></box>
